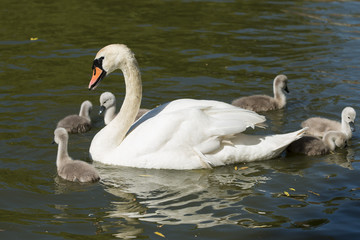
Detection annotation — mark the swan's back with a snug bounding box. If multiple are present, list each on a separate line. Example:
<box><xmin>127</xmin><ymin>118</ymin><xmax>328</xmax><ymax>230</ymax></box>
<box><xmin>57</xmin><ymin>115</ymin><xmax>91</xmax><ymax>133</ymax></box>
<box><xmin>301</xmin><ymin>107</ymin><xmax>356</xmax><ymax>139</ymax></box>
<box><xmin>125</xmin><ymin>99</ymin><xmax>266</xmax><ymax>140</ymax></box>
<box><xmin>301</xmin><ymin>117</ymin><xmax>340</xmax><ymax>137</ymax></box>
<box><xmin>57</xmin><ymin>100</ymin><xmax>92</xmax><ymax>133</ymax></box>
<box><xmin>231</xmin><ymin>74</ymin><xmax>288</xmax><ymax>112</ymax></box>
<box><xmin>103</xmin><ymin>99</ymin><xmax>273</xmax><ymax>169</ymax></box>
<box><xmin>232</xmin><ymin>95</ymin><xmax>278</xmax><ymax>112</ymax></box>
<box><xmin>58</xmin><ymin>160</ymin><xmax>100</xmax><ymax>183</ymax></box>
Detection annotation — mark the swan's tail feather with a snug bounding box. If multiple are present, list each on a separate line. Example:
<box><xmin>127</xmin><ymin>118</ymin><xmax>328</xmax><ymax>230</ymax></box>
<box><xmin>255</xmin><ymin>122</ymin><xmax>268</xmax><ymax>129</ymax></box>
<box><xmin>271</xmin><ymin>127</ymin><xmax>308</xmax><ymax>153</ymax></box>
<box><xmin>296</xmin><ymin>127</ymin><xmax>308</xmax><ymax>137</ymax></box>
<box><xmin>205</xmin><ymin>107</ymin><xmax>267</xmax><ymax>136</ymax></box>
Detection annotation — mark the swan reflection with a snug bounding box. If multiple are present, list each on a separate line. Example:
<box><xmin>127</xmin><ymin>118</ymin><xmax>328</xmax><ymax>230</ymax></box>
<box><xmin>95</xmin><ymin>162</ymin><xmax>270</xmax><ymax>228</ymax></box>
<box><xmin>92</xmin><ymin>147</ymin><xmax>352</xmax><ymax>238</ymax></box>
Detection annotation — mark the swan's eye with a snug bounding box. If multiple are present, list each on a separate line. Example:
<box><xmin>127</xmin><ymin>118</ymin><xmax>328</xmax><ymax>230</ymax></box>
<box><xmin>92</xmin><ymin>56</ymin><xmax>105</xmax><ymax>70</ymax></box>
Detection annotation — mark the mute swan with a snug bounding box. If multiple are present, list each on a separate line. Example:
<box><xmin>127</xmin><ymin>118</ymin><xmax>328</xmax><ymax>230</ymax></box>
<box><xmin>99</xmin><ymin>91</ymin><xmax>150</xmax><ymax>125</ymax></box>
<box><xmin>287</xmin><ymin>131</ymin><xmax>347</xmax><ymax>156</ymax></box>
<box><xmin>301</xmin><ymin>107</ymin><xmax>356</xmax><ymax>140</ymax></box>
<box><xmin>231</xmin><ymin>74</ymin><xmax>289</xmax><ymax>112</ymax></box>
<box><xmin>87</xmin><ymin>44</ymin><xmax>306</xmax><ymax>169</ymax></box>
<box><xmin>53</xmin><ymin>128</ymin><xmax>100</xmax><ymax>182</ymax></box>
<box><xmin>57</xmin><ymin>100</ymin><xmax>92</xmax><ymax>133</ymax></box>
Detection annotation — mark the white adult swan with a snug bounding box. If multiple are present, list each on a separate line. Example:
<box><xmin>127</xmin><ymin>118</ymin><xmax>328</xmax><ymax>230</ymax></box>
<box><xmin>88</xmin><ymin>44</ymin><xmax>306</xmax><ymax>169</ymax></box>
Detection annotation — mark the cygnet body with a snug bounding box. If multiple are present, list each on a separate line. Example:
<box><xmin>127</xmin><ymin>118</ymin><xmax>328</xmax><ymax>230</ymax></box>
<box><xmin>99</xmin><ymin>92</ymin><xmax>149</xmax><ymax>125</ymax></box>
<box><xmin>301</xmin><ymin>107</ymin><xmax>356</xmax><ymax>139</ymax></box>
<box><xmin>53</xmin><ymin>128</ymin><xmax>100</xmax><ymax>183</ymax></box>
<box><xmin>57</xmin><ymin>100</ymin><xmax>92</xmax><ymax>133</ymax></box>
<box><xmin>231</xmin><ymin>74</ymin><xmax>289</xmax><ymax>112</ymax></box>
<box><xmin>287</xmin><ymin>131</ymin><xmax>347</xmax><ymax>156</ymax></box>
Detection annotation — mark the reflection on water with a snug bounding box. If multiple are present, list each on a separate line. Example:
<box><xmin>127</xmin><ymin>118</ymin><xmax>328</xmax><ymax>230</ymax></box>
<box><xmin>98</xmin><ymin>163</ymin><xmax>270</xmax><ymax>229</ymax></box>
<box><xmin>325</xmin><ymin>148</ymin><xmax>355</xmax><ymax>170</ymax></box>
<box><xmin>95</xmin><ymin>148</ymin><xmax>355</xmax><ymax>235</ymax></box>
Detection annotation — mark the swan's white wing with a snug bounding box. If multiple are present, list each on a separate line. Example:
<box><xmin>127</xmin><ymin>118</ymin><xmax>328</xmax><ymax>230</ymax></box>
<box><xmin>102</xmin><ymin>99</ymin><xmax>266</xmax><ymax>169</ymax></box>
<box><xmin>204</xmin><ymin>107</ymin><xmax>266</xmax><ymax>136</ymax></box>
<box><xmin>128</xmin><ymin>99</ymin><xmax>266</xmax><ymax>136</ymax></box>
<box><xmin>207</xmin><ymin>128</ymin><xmax>307</xmax><ymax>167</ymax></box>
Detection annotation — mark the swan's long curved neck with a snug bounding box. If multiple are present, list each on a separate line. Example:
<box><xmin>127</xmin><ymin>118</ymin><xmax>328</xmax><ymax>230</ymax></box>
<box><xmin>273</xmin><ymin>84</ymin><xmax>286</xmax><ymax>108</ymax></box>
<box><xmin>100</xmin><ymin>58</ymin><xmax>142</xmax><ymax>148</ymax></box>
<box><xmin>323</xmin><ymin>135</ymin><xmax>336</xmax><ymax>151</ymax></box>
<box><xmin>341</xmin><ymin>119</ymin><xmax>347</xmax><ymax>132</ymax></box>
<box><xmin>104</xmin><ymin>106</ymin><xmax>116</xmax><ymax>125</ymax></box>
<box><xmin>341</xmin><ymin>118</ymin><xmax>351</xmax><ymax>137</ymax></box>
<box><xmin>57</xmin><ymin>139</ymin><xmax>71</xmax><ymax>169</ymax></box>
<box><xmin>79</xmin><ymin>104</ymin><xmax>90</xmax><ymax>120</ymax></box>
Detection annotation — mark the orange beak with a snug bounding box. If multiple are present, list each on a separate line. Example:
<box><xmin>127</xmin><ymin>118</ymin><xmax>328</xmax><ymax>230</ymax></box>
<box><xmin>89</xmin><ymin>67</ymin><xmax>106</xmax><ymax>90</ymax></box>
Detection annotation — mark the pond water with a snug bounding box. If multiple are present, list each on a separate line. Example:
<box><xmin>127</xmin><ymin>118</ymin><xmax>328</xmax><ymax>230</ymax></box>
<box><xmin>1</xmin><ymin>0</ymin><xmax>360</xmax><ymax>239</ymax></box>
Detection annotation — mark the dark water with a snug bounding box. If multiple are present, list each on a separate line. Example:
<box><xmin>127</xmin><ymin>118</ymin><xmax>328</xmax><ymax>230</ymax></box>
<box><xmin>1</xmin><ymin>0</ymin><xmax>360</xmax><ymax>239</ymax></box>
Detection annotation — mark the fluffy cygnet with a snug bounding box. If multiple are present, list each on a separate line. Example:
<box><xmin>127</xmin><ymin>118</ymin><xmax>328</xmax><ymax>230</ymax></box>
<box><xmin>53</xmin><ymin>128</ymin><xmax>100</xmax><ymax>183</ymax></box>
<box><xmin>99</xmin><ymin>92</ymin><xmax>149</xmax><ymax>125</ymax></box>
<box><xmin>287</xmin><ymin>131</ymin><xmax>347</xmax><ymax>156</ymax></box>
<box><xmin>99</xmin><ymin>92</ymin><xmax>117</xmax><ymax>125</ymax></box>
<box><xmin>57</xmin><ymin>100</ymin><xmax>92</xmax><ymax>133</ymax></box>
<box><xmin>301</xmin><ymin>107</ymin><xmax>356</xmax><ymax>140</ymax></box>
<box><xmin>232</xmin><ymin>74</ymin><xmax>289</xmax><ymax>112</ymax></box>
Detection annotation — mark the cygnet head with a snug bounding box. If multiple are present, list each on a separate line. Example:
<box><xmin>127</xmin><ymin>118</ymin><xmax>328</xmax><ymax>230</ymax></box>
<box><xmin>99</xmin><ymin>92</ymin><xmax>116</xmax><ymax>115</ymax></box>
<box><xmin>274</xmin><ymin>74</ymin><xmax>289</xmax><ymax>93</ymax></box>
<box><xmin>324</xmin><ymin>131</ymin><xmax>348</xmax><ymax>149</ymax></box>
<box><xmin>342</xmin><ymin>107</ymin><xmax>356</xmax><ymax>131</ymax></box>
<box><xmin>89</xmin><ymin>44</ymin><xmax>135</xmax><ymax>90</ymax></box>
<box><xmin>335</xmin><ymin>135</ymin><xmax>347</xmax><ymax>149</ymax></box>
<box><xmin>54</xmin><ymin>127</ymin><xmax>68</xmax><ymax>144</ymax></box>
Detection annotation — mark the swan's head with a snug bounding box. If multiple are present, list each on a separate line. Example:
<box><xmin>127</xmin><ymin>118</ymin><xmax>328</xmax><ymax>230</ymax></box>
<box><xmin>99</xmin><ymin>92</ymin><xmax>116</xmax><ymax>115</ymax></box>
<box><xmin>325</xmin><ymin>131</ymin><xmax>348</xmax><ymax>149</ymax></box>
<box><xmin>274</xmin><ymin>74</ymin><xmax>289</xmax><ymax>93</ymax></box>
<box><xmin>89</xmin><ymin>44</ymin><xmax>134</xmax><ymax>90</ymax></box>
<box><xmin>342</xmin><ymin>107</ymin><xmax>356</xmax><ymax>132</ymax></box>
<box><xmin>53</xmin><ymin>128</ymin><xmax>68</xmax><ymax>144</ymax></box>
<box><xmin>335</xmin><ymin>134</ymin><xmax>348</xmax><ymax>149</ymax></box>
